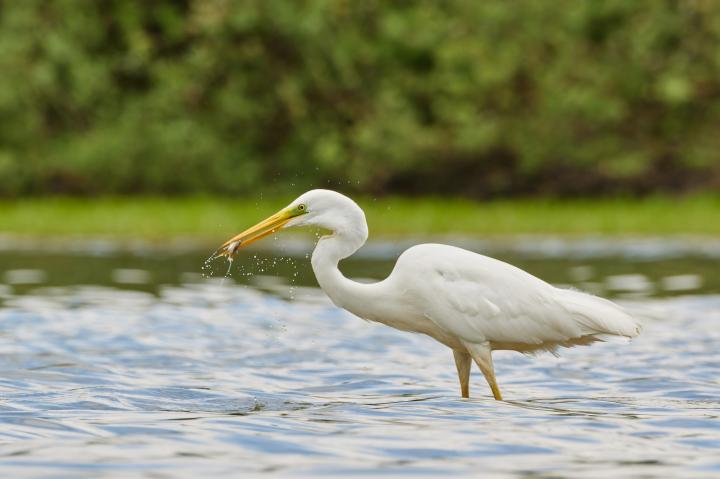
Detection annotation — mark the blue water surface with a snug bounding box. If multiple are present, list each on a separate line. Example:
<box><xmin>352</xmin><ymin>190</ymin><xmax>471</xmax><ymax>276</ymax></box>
<box><xmin>0</xmin><ymin>239</ymin><xmax>718</xmax><ymax>478</ymax></box>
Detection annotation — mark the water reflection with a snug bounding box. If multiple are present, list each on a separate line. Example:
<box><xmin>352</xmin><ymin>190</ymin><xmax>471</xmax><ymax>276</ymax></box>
<box><xmin>0</xmin><ymin>239</ymin><xmax>718</xmax><ymax>477</ymax></box>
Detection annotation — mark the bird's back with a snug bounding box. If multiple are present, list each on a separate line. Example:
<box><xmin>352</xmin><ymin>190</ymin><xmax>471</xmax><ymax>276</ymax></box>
<box><xmin>389</xmin><ymin>244</ymin><xmax>640</xmax><ymax>353</ymax></box>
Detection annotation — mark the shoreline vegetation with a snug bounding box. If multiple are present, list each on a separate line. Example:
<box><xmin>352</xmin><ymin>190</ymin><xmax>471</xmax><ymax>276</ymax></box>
<box><xmin>3</xmin><ymin>3</ymin><xmax>720</xmax><ymax>199</ymax></box>
<box><xmin>1</xmin><ymin>196</ymin><xmax>718</xmax><ymax>242</ymax></box>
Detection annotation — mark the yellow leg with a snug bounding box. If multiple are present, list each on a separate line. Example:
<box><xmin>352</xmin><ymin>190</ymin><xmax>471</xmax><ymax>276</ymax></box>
<box><xmin>463</xmin><ymin>341</ymin><xmax>503</xmax><ymax>400</ymax></box>
<box><xmin>453</xmin><ymin>350</ymin><xmax>471</xmax><ymax>398</ymax></box>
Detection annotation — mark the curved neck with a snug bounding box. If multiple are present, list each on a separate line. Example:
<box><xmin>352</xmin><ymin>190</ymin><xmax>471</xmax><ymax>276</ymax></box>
<box><xmin>311</xmin><ymin>230</ymin><xmax>372</xmax><ymax>311</ymax></box>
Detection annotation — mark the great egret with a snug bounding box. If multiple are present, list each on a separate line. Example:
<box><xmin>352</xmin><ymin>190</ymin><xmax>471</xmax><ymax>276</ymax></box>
<box><xmin>217</xmin><ymin>189</ymin><xmax>641</xmax><ymax>400</ymax></box>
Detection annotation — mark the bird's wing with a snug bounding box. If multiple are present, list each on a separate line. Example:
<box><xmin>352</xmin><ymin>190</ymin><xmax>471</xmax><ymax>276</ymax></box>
<box><xmin>395</xmin><ymin>244</ymin><xmax>638</xmax><ymax>347</ymax></box>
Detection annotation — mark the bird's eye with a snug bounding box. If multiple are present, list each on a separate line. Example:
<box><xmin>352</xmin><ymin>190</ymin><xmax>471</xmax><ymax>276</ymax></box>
<box><xmin>298</xmin><ymin>204</ymin><xmax>306</xmax><ymax>211</ymax></box>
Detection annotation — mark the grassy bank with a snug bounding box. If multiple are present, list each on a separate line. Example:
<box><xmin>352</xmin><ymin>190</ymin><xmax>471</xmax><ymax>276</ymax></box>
<box><xmin>0</xmin><ymin>196</ymin><xmax>718</xmax><ymax>242</ymax></box>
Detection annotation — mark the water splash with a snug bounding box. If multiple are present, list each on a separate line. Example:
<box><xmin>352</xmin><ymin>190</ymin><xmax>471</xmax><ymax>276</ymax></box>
<box><xmin>202</xmin><ymin>241</ymin><xmax>239</xmax><ymax>283</ymax></box>
<box><xmin>220</xmin><ymin>256</ymin><xmax>234</xmax><ymax>286</ymax></box>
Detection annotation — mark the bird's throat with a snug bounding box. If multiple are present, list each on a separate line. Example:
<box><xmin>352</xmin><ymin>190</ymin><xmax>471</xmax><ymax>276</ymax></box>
<box><xmin>310</xmin><ymin>233</ymin><xmax>368</xmax><ymax>311</ymax></box>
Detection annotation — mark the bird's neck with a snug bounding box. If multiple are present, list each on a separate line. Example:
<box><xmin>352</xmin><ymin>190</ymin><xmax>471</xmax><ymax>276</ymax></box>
<box><xmin>311</xmin><ymin>229</ymin><xmax>371</xmax><ymax>312</ymax></box>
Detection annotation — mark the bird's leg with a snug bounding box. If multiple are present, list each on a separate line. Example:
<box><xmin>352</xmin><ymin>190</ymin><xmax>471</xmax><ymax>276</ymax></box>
<box><xmin>463</xmin><ymin>341</ymin><xmax>503</xmax><ymax>401</ymax></box>
<box><xmin>453</xmin><ymin>350</ymin><xmax>471</xmax><ymax>398</ymax></box>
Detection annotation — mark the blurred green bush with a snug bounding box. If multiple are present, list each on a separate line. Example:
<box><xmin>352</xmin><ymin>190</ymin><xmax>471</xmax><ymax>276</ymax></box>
<box><xmin>0</xmin><ymin>0</ymin><xmax>719</xmax><ymax>197</ymax></box>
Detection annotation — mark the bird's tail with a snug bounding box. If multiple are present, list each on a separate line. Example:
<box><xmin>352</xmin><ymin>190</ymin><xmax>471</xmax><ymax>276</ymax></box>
<box><xmin>557</xmin><ymin>288</ymin><xmax>642</xmax><ymax>338</ymax></box>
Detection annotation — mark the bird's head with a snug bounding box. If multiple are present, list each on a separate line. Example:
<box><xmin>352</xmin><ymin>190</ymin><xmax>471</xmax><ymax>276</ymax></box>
<box><xmin>217</xmin><ymin>189</ymin><xmax>367</xmax><ymax>257</ymax></box>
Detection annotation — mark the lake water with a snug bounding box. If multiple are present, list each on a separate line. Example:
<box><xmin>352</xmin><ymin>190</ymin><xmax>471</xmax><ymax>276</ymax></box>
<box><xmin>0</xmin><ymin>237</ymin><xmax>718</xmax><ymax>477</ymax></box>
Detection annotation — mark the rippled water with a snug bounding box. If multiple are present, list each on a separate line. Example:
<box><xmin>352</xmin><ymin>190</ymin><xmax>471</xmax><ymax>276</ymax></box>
<box><xmin>0</xmin><ymin>238</ymin><xmax>718</xmax><ymax>477</ymax></box>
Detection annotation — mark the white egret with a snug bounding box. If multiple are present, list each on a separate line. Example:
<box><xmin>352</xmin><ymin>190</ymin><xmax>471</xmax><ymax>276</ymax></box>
<box><xmin>217</xmin><ymin>189</ymin><xmax>640</xmax><ymax>400</ymax></box>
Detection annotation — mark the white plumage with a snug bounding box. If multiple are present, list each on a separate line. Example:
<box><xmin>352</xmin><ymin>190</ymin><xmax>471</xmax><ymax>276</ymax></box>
<box><xmin>219</xmin><ymin>189</ymin><xmax>641</xmax><ymax>400</ymax></box>
<box><xmin>391</xmin><ymin>244</ymin><xmax>639</xmax><ymax>350</ymax></box>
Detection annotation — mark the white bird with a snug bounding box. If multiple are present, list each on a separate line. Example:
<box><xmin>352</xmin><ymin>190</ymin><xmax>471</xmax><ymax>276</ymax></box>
<box><xmin>216</xmin><ymin>189</ymin><xmax>641</xmax><ymax>400</ymax></box>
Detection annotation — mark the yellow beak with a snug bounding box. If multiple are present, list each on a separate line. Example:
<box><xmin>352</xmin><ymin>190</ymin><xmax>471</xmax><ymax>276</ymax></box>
<box><xmin>216</xmin><ymin>208</ymin><xmax>294</xmax><ymax>257</ymax></box>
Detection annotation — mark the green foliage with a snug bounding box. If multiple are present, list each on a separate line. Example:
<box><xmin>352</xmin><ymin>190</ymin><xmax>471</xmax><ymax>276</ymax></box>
<box><xmin>1</xmin><ymin>0</ymin><xmax>719</xmax><ymax>197</ymax></box>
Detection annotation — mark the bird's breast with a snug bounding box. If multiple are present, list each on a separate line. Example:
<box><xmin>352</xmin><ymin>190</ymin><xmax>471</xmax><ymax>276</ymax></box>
<box><xmin>354</xmin><ymin>305</ymin><xmax>463</xmax><ymax>350</ymax></box>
